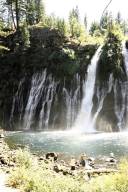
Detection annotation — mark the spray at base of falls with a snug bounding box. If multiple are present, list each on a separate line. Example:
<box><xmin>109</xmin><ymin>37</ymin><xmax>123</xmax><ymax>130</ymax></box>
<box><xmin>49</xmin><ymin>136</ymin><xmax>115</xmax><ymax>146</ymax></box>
<box><xmin>73</xmin><ymin>47</ymin><xmax>102</xmax><ymax>132</ymax></box>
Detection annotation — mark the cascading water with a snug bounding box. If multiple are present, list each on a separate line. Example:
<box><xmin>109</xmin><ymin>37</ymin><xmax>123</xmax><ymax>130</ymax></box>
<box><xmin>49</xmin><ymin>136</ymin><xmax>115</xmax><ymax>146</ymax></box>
<box><xmin>122</xmin><ymin>43</ymin><xmax>128</xmax><ymax>129</ymax></box>
<box><xmin>23</xmin><ymin>70</ymin><xmax>47</xmax><ymax>130</ymax></box>
<box><xmin>39</xmin><ymin>75</ymin><xmax>58</xmax><ymax>130</ymax></box>
<box><xmin>74</xmin><ymin>47</ymin><xmax>102</xmax><ymax>132</ymax></box>
<box><xmin>63</xmin><ymin>74</ymin><xmax>81</xmax><ymax>129</ymax></box>
<box><xmin>114</xmin><ymin>80</ymin><xmax>126</xmax><ymax>130</ymax></box>
<box><xmin>10</xmin><ymin>68</ymin><xmax>82</xmax><ymax>130</ymax></box>
<box><xmin>9</xmin><ymin>78</ymin><xmax>25</xmax><ymax>128</ymax></box>
<box><xmin>92</xmin><ymin>73</ymin><xmax>113</xmax><ymax>128</ymax></box>
<box><xmin>123</xmin><ymin>43</ymin><xmax>128</xmax><ymax>75</ymax></box>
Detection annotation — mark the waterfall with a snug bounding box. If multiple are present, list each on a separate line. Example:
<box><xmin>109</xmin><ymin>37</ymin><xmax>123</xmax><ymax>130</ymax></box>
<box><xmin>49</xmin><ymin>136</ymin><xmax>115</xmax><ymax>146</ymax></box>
<box><xmin>123</xmin><ymin>42</ymin><xmax>128</xmax><ymax>75</ymax></box>
<box><xmin>92</xmin><ymin>73</ymin><xmax>113</xmax><ymax>127</ymax></box>
<box><xmin>74</xmin><ymin>47</ymin><xmax>101</xmax><ymax>132</ymax></box>
<box><xmin>39</xmin><ymin>75</ymin><xmax>58</xmax><ymax>130</ymax></box>
<box><xmin>122</xmin><ymin>42</ymin><xmax>128</xmax><ymax>129</ymax></box>
<box><xmin>63</xmin><ymin>74</ymin><xmax>81</xmax><ymax>129</ymax></box>
<box><xmin>10</xmin><ymin>78</ymin><xmax>25</xmax><ymax>128</ymax></box>
<box><xmin>9</xmin><ymin>42</ymin><xmax>128</xmax><ymax>132</ymax></box>
<box><xmin>23</xmin><ymin>70</ymin><xmax>47</xmax><ymax>130</ymax></box>
<box><xmin>114</xmin><ymin>80</ymin><xmax>126</xmax><ymax>130</ymax></box>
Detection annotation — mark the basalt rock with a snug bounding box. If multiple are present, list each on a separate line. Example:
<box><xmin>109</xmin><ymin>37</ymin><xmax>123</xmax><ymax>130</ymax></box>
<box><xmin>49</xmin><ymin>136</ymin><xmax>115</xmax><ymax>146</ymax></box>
<box><xmin>46</xmin><ymin>152</ymin><xmax>58</xmax><ymax>161</ymax></box>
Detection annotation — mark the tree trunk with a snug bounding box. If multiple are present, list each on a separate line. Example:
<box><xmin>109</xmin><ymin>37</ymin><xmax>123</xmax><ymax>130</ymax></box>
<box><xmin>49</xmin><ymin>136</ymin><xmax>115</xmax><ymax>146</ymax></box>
<box><xmin>15</xmin><ymin>0</ymin><xmax>19</xmax><ymax>31</ymax></box>
<box><xmin>10</xmin><ymin>2</ymin><xmax>16</xmax><ymax>30</ymax></box>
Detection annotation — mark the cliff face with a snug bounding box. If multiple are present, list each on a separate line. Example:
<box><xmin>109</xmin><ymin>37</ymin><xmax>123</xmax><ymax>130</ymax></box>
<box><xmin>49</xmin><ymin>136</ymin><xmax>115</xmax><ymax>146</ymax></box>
<box><xmin>0</xmin><ymin>27</ymin><xmax>97</xmax><ymax>130</ymax></box>
<box><xmin>0</xmin><ymin>26</ymin><xmax>127</xmax><ymax>132</ymax></box>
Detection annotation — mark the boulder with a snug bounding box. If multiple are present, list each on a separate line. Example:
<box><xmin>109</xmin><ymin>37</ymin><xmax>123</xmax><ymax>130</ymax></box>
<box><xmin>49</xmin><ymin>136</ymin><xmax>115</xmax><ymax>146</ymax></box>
<box><xmin>46</xmin><ymin>152</ymin><xmax>58</xmax><ymax>161</ymax></box>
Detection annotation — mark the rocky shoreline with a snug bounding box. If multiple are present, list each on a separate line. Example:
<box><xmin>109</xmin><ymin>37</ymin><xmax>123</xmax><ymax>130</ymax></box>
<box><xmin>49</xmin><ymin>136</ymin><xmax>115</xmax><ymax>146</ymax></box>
<box><xmin>0</xmin><ymin>133</ymin><xmax>118</xmax><ymax>180</ymax></box>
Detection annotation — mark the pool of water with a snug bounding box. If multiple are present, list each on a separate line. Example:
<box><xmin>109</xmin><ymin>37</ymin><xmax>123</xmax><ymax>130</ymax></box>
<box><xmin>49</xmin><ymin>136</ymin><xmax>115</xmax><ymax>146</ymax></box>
<box><xmin>5</xmin><ymin>131</ymin><xmax>128</xmax><ymax>158</ymax></box>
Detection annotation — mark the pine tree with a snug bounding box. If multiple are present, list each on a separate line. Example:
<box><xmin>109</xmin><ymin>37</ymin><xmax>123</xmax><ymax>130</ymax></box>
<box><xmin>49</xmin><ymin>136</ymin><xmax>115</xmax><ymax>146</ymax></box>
<box><xmin>116</xmin><ymin>12</ymin><xmax>122</xmax><ymax>25</ymax></box>
<box><xmin>89</xmin><ymin>21</ymin><xmax>101</xmax><ymax>36</ymax></box>
<box><xmin>69</xmin><ymin>6</ymin><xmax>81</xmax><ymax>38</ymax></box>
<box><xmin>84</xmin><ymin>14</ymin><xmax>87</xmax><ymax>29</ymax></box>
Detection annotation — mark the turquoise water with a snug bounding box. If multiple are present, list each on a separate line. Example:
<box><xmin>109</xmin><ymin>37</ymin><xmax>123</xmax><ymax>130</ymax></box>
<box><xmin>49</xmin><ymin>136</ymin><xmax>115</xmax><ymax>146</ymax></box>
<box><xmin>5</xmin><ymin>131</ymin><xmax>128</xmax><ymax>158</ymax></box>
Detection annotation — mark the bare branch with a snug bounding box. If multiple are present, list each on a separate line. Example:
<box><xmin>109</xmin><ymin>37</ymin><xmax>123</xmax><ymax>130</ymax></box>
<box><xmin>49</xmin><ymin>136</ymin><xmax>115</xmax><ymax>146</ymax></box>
<box><xmin>101</xmin><ymin>0</ymin><xmax>113</xmax><ymax>18</ymax></box>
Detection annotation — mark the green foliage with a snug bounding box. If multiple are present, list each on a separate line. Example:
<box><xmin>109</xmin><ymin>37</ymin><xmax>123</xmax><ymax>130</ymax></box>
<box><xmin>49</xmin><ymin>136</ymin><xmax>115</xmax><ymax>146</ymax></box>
<box><xmin>20</xmin><ymin>22</ymin><xmax>30</xmax><ymax>48</ymax></box>
<box><xmin>68</xmin><ymin>6</ymin><xmax>85</xmax><ymax>39</ymax></box>
<box><xmin>56</xmin><ymin>18</ymin><xmax>68</xmax><ymax>37</ymax></box>
<box><xmin>26</xmin><ymin>0</ymin><xmax>37</xmax><ymax>25</ymax></box>
<box><xmin>0</xmin><ymin>45</ymin><xmax>10</xmax><ymax>55</ymax></box>
<box><xmin>100</xmin><ymin>11</ymin><xmax>113</xmax><ymax>34</ymax></box>
<box><xmin>15</xmin><ymin>148</ymin><xmax>32</xmax><ymax>168</ymax></box>
<box><xmin>35</xmin><ymin>0</ymin><xmax>45</xmax><ymax>24</ymax></box>
<box><xmin>44</xmin><ymin>15</ymin><xmax>69</xmax><ymax>37</ymax></box>
<box><xmin>84</xmin><ymin>14</ymin><xmax>87</xmax><ymax>29</ymax></box>
<box><xmin>98</xmin><ymin>23</ymin><xmax>124</xmax><ymax>80</ymax></box>
<box><xmin>8</xmin><ymin>149</ymin><xmax>87</xmax><ymax>192</ymax></box>
<box><xmin>87</xmin><ymin>159</ymin><xmax>128</xmax><ymax>192</ymax></box>
<box><xmin>89</xmin><ymin>21</ymin><xmax>101</xmax><ymax>36</ymax></box>
<box><xmin>3</xmin><ymin>0</ymin><xmax>45</xmax><ymax>31</ymax></box>
<box><xmin>8</xmin><ymin>149</ymin><xmax>128</xmax><ymax>192</ymax></box>
<box><xmin>0</xmin><ymin>17</ymin><xmax>4</xmax><ymax>30</ymax></box>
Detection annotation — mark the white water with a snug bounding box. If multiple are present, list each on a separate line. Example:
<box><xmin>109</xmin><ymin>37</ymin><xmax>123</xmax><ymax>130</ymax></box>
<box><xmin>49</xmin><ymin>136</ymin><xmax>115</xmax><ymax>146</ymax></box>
<box><xmin>122</xmin><ymin>43</ymin><xmax>128</xmax><ymax>129</ymax></box>
<box><xmin>39</xmin><ymin>75</ymin><xmax>57</xmax><ymax>130</ymax></box>
<box><xmin>123</xmin><ymin>43</ymin><xmax>128</xmax><ymax>75</ymax></box>
<box><xmin>114</xmin><ymin>80</ymin><xmax>126</xmax><ymax>131</ymax></box>
<box><xmin>92</xmin><ymin>73</ymin><xmax>113</xmax><ymax>127</ymax></box>
<box><xmin>10</xmin><ymin>78</ymin><xmax>25</xmax><ymax>127</ymax></box>
<box><xmin>74</xmin><ymin>47</ymin><xmax>102</xmax><ymax>132</ymax></box>
<box><xmin>23</xmin><ymin>70</ymin><xmax>47</xmax><ymax>130</ymax></box>
<box><xmin>63</xmin><ymin>74</ymin><xmax>81</xmax><ymax>129</ymax></box>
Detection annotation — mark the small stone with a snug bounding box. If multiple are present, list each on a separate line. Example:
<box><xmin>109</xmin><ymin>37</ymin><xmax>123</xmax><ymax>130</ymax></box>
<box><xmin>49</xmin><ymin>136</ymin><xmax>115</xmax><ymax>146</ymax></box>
<box><xmin>0</xmin><ymin>158</ymin><xmax>8</xmax><ymax>165</ymax></box>
<box><xmin>39</xmin><ymin>156</ymin><xmax>45</xmax><ymax>161</ymax></box>
<box><xmin>53</xmin><ymin>165</ymin><xmax>60</xmax><ymax>173</ymax></box>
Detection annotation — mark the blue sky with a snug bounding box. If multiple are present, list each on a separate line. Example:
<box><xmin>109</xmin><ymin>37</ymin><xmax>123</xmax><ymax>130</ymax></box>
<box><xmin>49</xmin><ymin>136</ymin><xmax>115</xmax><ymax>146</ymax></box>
<box><xmin>44</xmin><ymin>0</ymin><xmax>128</xmax><ymax>25</ymax></box>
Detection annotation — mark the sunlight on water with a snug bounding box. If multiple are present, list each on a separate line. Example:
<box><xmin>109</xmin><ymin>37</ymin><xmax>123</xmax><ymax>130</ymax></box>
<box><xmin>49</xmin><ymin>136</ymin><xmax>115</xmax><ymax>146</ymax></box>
<box><xmin>5</xmin><ymin>131</ymin><xmax>128</xmax><ymax>158</ymax></box>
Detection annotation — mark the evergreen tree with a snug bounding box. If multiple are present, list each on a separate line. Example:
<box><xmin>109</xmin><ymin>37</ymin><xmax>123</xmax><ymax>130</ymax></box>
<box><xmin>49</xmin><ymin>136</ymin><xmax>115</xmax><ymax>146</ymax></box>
<box><xmin>100</xmin><ymin>11</ymin><xmax>114</xmax><ymax>34</ymax></box>
<box><xmin>84</xmin><ymin>14</ymin><xmax>87</xmax><ymax>29</ymax></box>
<box><xmin>26</xmin><ymin>0</ymin><xmax>36</xmax><ymax>25</ymax></box>
<box><xmin>116</xmin><ymin>12</ymin><xmax>122</xmax><ymax>25</ymax></box>
<box><xmin>35</xmin><ymin>0</ymin><xmax>45</xmax><ymax>24</ymax></box>
<box><xmin>4</xmin><ymin>0</ymin><xmax>26</xmax><ymax>31</ymax></box>
<box><xmin>20</xmin><ymin>21</ymin><xmax>30</xmax><ymax>48</ymax></box>
<box><xmin>89</xmin><ymin>21</ymin><xmax>101</xmax><ymax>36</ymax></box>
<box><xmin>56</xmin><ymin>18</ymin><xmax>68</xmax><ymax>36</ymax></box>
<box><xmin>68</xmin><ymin>6</ymin><xmax>81</xmax><ymax>38</ymax></box>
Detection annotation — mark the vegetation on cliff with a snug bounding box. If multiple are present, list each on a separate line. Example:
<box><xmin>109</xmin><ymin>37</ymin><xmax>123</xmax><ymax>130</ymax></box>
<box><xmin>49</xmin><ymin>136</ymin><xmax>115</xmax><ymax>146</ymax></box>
<box><xmin>98</xmin><ymin>24</ymin><xmax>125</xmax><ymax>81</ymax></box>
<box><xmin>0</xmin><ymin>0</ymin><xmax>128</xmax><ymax>130</ymax></box>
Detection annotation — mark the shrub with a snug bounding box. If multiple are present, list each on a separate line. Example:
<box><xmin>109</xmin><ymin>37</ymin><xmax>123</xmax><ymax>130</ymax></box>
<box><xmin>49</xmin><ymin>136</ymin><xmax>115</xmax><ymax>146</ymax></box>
<box><xmin>8</xmin><ymin>148</ymin><xmax>128</xmax><ymax>192</ymax></box>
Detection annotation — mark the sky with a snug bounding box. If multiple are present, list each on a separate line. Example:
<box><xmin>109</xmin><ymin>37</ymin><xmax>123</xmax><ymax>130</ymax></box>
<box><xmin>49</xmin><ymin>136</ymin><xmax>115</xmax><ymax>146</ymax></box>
<box><xmin>44</xmin><ymin>0</ymin><xmax>128</xmax><ymax>25</ymax></box>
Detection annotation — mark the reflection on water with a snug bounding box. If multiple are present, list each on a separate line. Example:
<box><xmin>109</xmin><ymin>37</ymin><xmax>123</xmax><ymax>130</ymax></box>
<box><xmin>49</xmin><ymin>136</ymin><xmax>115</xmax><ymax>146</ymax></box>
<box><xmin>5</xmin><ymin>131</ymin><xmax>128</xmax><ymax>158</ymax></box>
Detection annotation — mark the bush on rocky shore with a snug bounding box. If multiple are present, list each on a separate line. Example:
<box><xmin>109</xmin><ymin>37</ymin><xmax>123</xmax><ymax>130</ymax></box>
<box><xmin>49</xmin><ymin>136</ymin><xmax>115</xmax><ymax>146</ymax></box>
<box><xmin>6</xmin><ymin>147</ymin><xmax>128</xmax><ymax>192</ymax></box>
